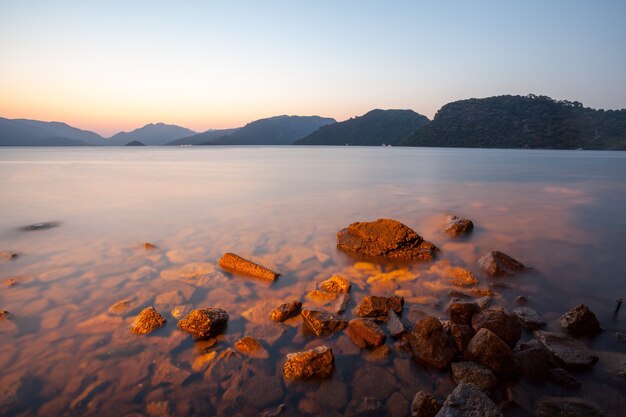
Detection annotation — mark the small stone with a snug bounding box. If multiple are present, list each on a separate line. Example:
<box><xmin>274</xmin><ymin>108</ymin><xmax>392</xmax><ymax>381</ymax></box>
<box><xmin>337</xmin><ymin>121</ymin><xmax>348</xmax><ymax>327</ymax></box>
<box><xmin>234</xmin><ymin>336</ymin><xmax>269</xmax><ymax>359</ymax></box>
<box><xmin>411</xmin><ymin>391</ymin><xmax>442</xmax><ymax>417</ymax></box>
<box><xmin>448</xmin><ymin>302</ymin><xmax>480</xmax><ymax>325</ymax></box>
<box><xmin>559</xmin><ymin>304</ymin><xmax>602</xmax><ymax>337</ymax></box>
<box><xmin>177</xmin><ymin>308</ymin><xmax>229</xmax><ymax>339</ymax></box>
<box><xmin>301</xmin><ymin>309</ymin><xmax>347</xmax><ymax>337</ymax></box>
<box><xmin>355</xmin><ymin>295</ymin><xmax>389</xmax><ymax>317</ymax></box>
<box><xmin>477</xmin><ymin>251</ymin><xmax>527</xmax><ymax>276</ymax></box>
<box><xmin>108</xmin><ymin>299</ymin><xmax>134</xmax><ymax>316</ymax></box>
<box><xmin>306</xmin><ymin>289</ymin><xmax>337</xmax><ymax>305</ymax></box>
<box><xmin>130</xmin><ymin>307</ymin><xmax>166</xmax><ymax>335</ymax></box>
<box><xmin>436</xmin><ymin>383</ymin><xmax>502</xmax><ymax>417</ymax></box>
<box><xmin>4</xmin><ymin>278</ymin><xmax>18</xmax><ymax>287</ymax></box>
<box><xmin>144</xmin><ymin>242</ymin><xmax>157</xmax><ymax>249</ymax></box>
<box><xmin>346</xmin><ymin>318</ymin><xmax>386</xmax><ymax>349</ymax></box>
<box><xmin>536</xmin><ymin>397</ymin><xmax>607</xmax><ymax>417</ymax></box>
<box><xmin>269</xmin><ymin>300</ymin><xmax>302</xmax><ymax>322</ymax></box>
<box><xmin>386</xmin><ymin>309</ymin><xmax>406</xmax><ymax>337</ymax></box>
<box><xmin>0</xmin><ymin>310</ymin><xmax>9</xmax><ymax>320</ymax></box>
<box><xmin>170</xmin><ymin>304</ymin><xmax>191</xmax><ymax>319</ymax></box>
<box><xmin>512</xmin><ymin>307</ymin><xmax>545</xmax><ymax>330</ymax></box>
<box><xmin>333</xmin><ymin>293</ymin><xmax>351</xmax><ymax>314</ymax></box>
<box><xmin>448</xmin><ymin>267</ymin><xmax>479</xmax><ymax>287</ymax></box>
<box><xmin>515</xmin><ymin>295</ymin><xmax>528</xmax><ymax>305</ymax></box>
<box><xmin>320</xmin><ymin>275</ymin><xmax>351</xmax><ymax>293</ymax></box>
<box><xmin>471</xmin><ymin>307</ymin><xmax>521</xmax><ymax>348</ymax></box>
<box><xmin>470</xmin><ymin>288</ymin><xmax>494</xmax><ymax>297</ymax></box>
<box><xmin>445</xmin><ymin>215</ymin><xmax>474</xmax><ymax>237</ymax></box>
<box><xmin>218</xmin><ymin>252</ymin><xmax>279</xmax><ymax>281</ymax></box>
<box><xmin>451</xmin><ymin>361</ymin><xmax>499</xmax><ymax>394</ymax></box>
<box><xmin>282</xmin><ymin>345</ymin><xmax>334</xmax><ymax>381</ymax></box>
<box><xmin>535</xmin><ymin>330</ymin><xmax>599</xmax><ymax>370</ymax></box>
<box><xmin>466</xmin><ymin>328</ymin><xmax>519</xmax><ymax>378</ymax></box>
<box><xmin>0</xmin><ymin>251</ymin><xmax>19</xmax><ymax>260</ymax></box>
<box><xmin>409</xmin><ymin>316</ymin><xmax>455</xmax><ymax>370</ymax></box>
<box><xmin>549</xmin><ymin>368</ymin><xmax>582</xmax><ymax>389</ymax></box>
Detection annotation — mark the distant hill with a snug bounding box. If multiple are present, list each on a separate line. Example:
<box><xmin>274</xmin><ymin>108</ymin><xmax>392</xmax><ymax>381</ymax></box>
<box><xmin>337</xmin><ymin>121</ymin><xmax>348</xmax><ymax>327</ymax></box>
<box><xmin>125</xmin><ymin>140</ymin><xmax>145</xmax><ymax>146</ymax></box>
<box><xmin>107</xmin><ymin>123</ymin><xmax>196</xmax><ymax>146</ymax></box>
<box><xmin>164</xmin><ymin>128</ymin><xmax>240</xmax><ymax>146</ymax></box>
<box><xmin>401</xmin><ymin>95</ymin><xmax>626</xmax><ymax>150</ymax></box>
<box><xmin>294</xmin><ymin>109</ymin><xmax>429</xmax><ymax>146</ymax></box>
<box><xmin>202</xmin><ymin>115</ymin><xmax>336</xmax><ymax>145</ymax></box>
<box><xmin>0</xmin><ymin>117</ymin><xmax>95</xmax><ymax>146</ymax></box>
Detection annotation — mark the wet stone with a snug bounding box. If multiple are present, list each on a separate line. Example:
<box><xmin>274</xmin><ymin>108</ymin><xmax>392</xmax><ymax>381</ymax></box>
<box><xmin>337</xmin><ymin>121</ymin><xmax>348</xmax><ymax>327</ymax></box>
<box><xmin>130</xmin><ymin>307</ymin><xmax>166</xmax><ymax>335</ymax></box>
<box><xmin>269</xmin><ymin>300</ymin><xmax>302</xmax><ymax>322</ymax></box>
<box><xmin>535</xmin><ymin>330</ymin><xmax>599</xmax><ymax>370</ymax></box>
<box><xmin>0</xmin><ymin>310</ymin><xmax>9</xmax><ymax>321</ymax></box>
<box><xmin>514</xmin><ymin>339</ymin><xmax>551</xmax><ymax>383</ymax></box>
<box><xmin>306</xmin><ymin>289</ymin><xmax>337</xmax><ymax>305</ymax></box>
<box><xmin>512</xmin><ymin>306</ymin><xmax>545</xmax><ymax>330</ymax></box>
<box><xmin>466</xmin><ymin>328</ymin><xmax>519</xmax><ymax>379</ymax></box>
<box><xmin>445</xmin><ymin>215</ymin><xmax>474</xmax><ymax>237</ymax></box>
<box><xmin>515</xmin><ymin>295</ymin><xmax>529</xmax><ymax>305</ymax></box>
<box><xmin>478</xmin><ymin>251</ymin><xmax>527</xmax><ymax>276</ymax></box>
<box><xmin>355</xmin><ymin>295</ymin><xmax>390</xmax><ymax>317</ymax></box>
<box><xmin>387</xmin><ymin>309</ymin><xmax>407</xmax><ymax>337</ymax></box>
<box><xmin>352</xmin><ymin>366</ymin><xmax>397</xmax><ymax>399</ymax></box>
<box><xmin>144</xmin><ymin>242</ymin><xmax>157</xmax><ymax>249</ymax></box>
<box><xmin>388</xmin><ymin>391</ymin><xmax>409</xmax><ymax>417</ymax></box>
<box><xmin>451</xmin><ymin>361</ymin><xmax>499</xmax><ymax>394</ymax></box>
<box><xmin>152</xmin><ymin>359</ymin><xmax>191</xmax><ymax>386</ymax></box>
<box><xmin>320</xmin><ymin>274</ymin><xmax>351</xmax><ymax>293</ymax></box>
<box><xmin>332</xmin><ymin>293</ymin><xmax>351</xmax><ymax>314</ymax></box>
<box><xmin>282</xmin><ymin>345</ymin><xmax>334</xmax><ymax>381</ymax></box>
<box><xmin>549</xmin><ymin>368</ymin><xmax>582</xmax><ymax>389</ymax></box>
<box><xmin>317</xmin><ymin>379</ymin><xmax>348</xmax><ymax>409</ymax></box>
<box><xmin>234</xmin><ymin>336</ymin><xmax>269</xmax><ymax>359</ymax></box>
<box><xmin>411</xmin><ymin>391</ymin><xmax>442</xmax><ymax>417</ymax></box>
<box><xmin>108</xmin><ymin>299</ymin><xmax>134</xmax><ymax>316</ymax></box>
<box><xmin>301</xmin><ymin>309</ymin><xmax>348</xmax><ymax>337</ymax></box>
<box><xmin>436</xmin><ymin>383</ymin><xmax>502</xmax><ymax>417</ymax></box>
<box><xmin>471</xmin><ymin>307</ymin><xmax>521</xmax><ymax>348</ymax></box>
<box><xmin>218</xmin><ymin>252</ymin><xmax>279</xmax><ymax>281</ymax></box>
<box><xmin>409</xmin><ymin>316</ymin><xmax>456</xmax><ymax>370</ymax></box>
<box><xmin>387</xmin><ymin>296</ymin><xmax>404</xmax><ymax>314</ymax></box>
<box><xmin>345</xmin><ymin>397</ymin><xmax>384</xmax><ymax>417</ymax></box>
<box><xmin>177</xmin><ymin>308</ymin><xmax>229</xmax><ymax>339</ymax></box>
<box><xmin>0</xmin><ymin>251</ymin><xmax>18</xmax><ymax>261</ymax></box>
<box><xmin>448</xmin><ymin>267</ymin><xmax>479</xmax><ymax>287</ymax></box>
<box><xmin>536</xmin><ymin>397</ymin><xmax>607</xmax><ymax>417</ymax></box>
<box><xmin>364</xmin><ymin>344</ymin><xmax>392</xmax><ymax>362</ymax></box>
<box><xmin>560</xmin><ymin>304</ymin><xmax>602</xmax><ymax>337</ymax></box>
<box><xmin>4</xmin><ymin>278</ymin><xmax>18</xmax><ymax>287</ymax></box>
<box><xmin>450</xmin><ymin>324</ymin><xmax>474</xmax><ymax>354</ymax></box>
<box><xmin>448</xmin><ymin>302</ymin><xmax>480</xmax><ymax>325</ymax></box>
<box><xmin>347</xmin><ymin>318</ymin><xmax>386</xmax><ymax>349</ymax></box>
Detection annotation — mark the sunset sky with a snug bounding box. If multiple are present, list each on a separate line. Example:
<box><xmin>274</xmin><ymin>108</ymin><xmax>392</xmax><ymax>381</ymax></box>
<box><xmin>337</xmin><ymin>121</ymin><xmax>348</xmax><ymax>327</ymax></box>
<box><xmin>1</xmin><ymin>0</ymin><xmax>625</xmax><ymax>136</ymax></box>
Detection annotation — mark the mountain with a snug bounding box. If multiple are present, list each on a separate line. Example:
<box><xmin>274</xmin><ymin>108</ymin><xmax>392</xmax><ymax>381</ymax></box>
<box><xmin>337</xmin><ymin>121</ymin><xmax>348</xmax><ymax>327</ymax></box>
<box><xmin>107</xmin><ymin>123</ymin><xmax>196</xmax><ymax>146</ymax></box>
<box><xmin>294</xmin><ymin>109</ymin><xmax>429</xmax><ymax>146</ymax></box>
<box><xmin>202</xmin><ymin>115</ymin><xmax>336</xmax><ymax>145</ymax></box>
<box><xmin>401</xmin><ymin>95</ymin><xmax>626</xmax><ymax>150</ymax></box>
<box><xmin>125</xmin><ymin>140</ymin><xmax>145</xmax><ymax>146</ymax></box>
<box><xmin>0</xmin><ymin>117</ymin><xmax>95</xmax><ymax>146</ymax></box>
<box><xmin>164</xmin><ymin>128</ymin><xmax>240</xmax><ymax>146</ymax></box>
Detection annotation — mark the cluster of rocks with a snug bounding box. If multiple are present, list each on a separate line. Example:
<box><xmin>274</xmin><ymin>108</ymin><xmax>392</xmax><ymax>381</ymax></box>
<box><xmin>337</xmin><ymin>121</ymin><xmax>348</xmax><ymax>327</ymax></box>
<box><xmin>129</xmin><ymin>305</ymin><xmax>229</xmax><ymax>339</ymax></box>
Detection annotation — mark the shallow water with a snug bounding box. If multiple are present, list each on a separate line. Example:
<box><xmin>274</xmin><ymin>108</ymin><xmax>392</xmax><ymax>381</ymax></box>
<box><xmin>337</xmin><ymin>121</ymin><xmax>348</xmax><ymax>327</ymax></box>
<box><xmin>1</xmin><ymin>146</ymin><xmax>625</xmax><ymax>416</ymax></box>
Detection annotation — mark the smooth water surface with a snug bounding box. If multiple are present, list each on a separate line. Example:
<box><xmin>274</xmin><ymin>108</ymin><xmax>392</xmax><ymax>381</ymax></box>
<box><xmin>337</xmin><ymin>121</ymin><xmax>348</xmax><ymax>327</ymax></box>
<box><xmin>1</xmin><ymin>147</ymin><xmax>625</xmax><ymax>416</ymax></box>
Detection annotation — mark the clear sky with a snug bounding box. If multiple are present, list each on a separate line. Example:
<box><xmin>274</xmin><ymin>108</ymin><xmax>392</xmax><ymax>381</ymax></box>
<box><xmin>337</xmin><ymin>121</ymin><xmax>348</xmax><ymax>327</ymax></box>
<box><xmin>1</xmin><ymin>0</ymin><xmax>625</xmax><ymax>136</ymax></box>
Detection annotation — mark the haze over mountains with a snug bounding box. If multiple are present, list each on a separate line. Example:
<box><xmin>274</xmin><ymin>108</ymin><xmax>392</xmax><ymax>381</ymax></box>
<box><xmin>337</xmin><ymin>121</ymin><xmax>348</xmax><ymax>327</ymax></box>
<box><xmin>2</xmin><ymin>94</ymin><xmax>625</xmax><ymax>149</ymax></box>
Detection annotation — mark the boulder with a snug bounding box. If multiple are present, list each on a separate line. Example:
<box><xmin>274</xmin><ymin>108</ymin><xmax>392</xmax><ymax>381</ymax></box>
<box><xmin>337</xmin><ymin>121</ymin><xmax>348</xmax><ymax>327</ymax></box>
<box><xmin>471</xmin><ymin>307</ymin><xmax>521</xmax><ymax>348</ymax></box>
<box><xmin>512</xmin><ymin>307</ymin><xmax>545</xmax><ymax>330</ymax></box>
<box><xmin>451</xmin><ymin>361</ymin><xmax>498</xmax><ymax>394</ymax></box>
<box><xmin>536</xmin><ymin>397</ymin><xmax>607</xmax><ymax>417</ymax></box>
<box><xmin>466</xmin><ymin>328</ymin><xmax>519</xmax><ymax>378</ymax></box>
<box><xmin>445</xmin><ymin>216</ymin><xmax>474</xmax><ymax>237</ymax></box>
<box><xmin>450</xmin><ymin>324</ymin><xmax>474</xmax><ymax>354</ymax></box>
<box><xmin>282</xmin><ymin>345</ymin><xmax>334</xmax><ymax>381</ymax></box>
<box><xmin>301</xmin><ymin>309</ymin><xmax>348</xmax><ymax>337</ymax></box>
<box><xmin>448</xmin><ymin>302</ymin><xmax>480</xmax><ymax>325</ymax></box>
<box><xmin>346</xmin><ymin>318</ymin><xmax>386</xmax><ymax>349</ymax></box>
<box><xmin>130</xmin><ymin>306</ymin><xmax>166</xmax><ymax>335</ymax></box>
<box><xmin>513</xmin><ymin>339</ymin><xmax>551</xmax><ymax>383</ymax></box>
<box><xmin>269</xmin><ymin>300</ymin><xmax>302</xmax><ymax>322</ymax></box>
<box><xmin>435</xmin><ymin>383</ymin><xmax>502</xmax><ymax>417</ymax></box>
<box><xmin>345</xmin><ymin>397</ymin><xmax>384</xmax><ymax>417</ymax></box>
<box><xmin>411</xmin><ymin>391</ymin><xmax>442</xmax><ymax>417</ymax></box>
<box><xmin>409</xmin><ymin>317</ymin><xmax>455</xmax><ymax>370</ymax></box>
<box><xmin>559</xmin><ymin>304</ymin><xmax>602</xmax><ymax>337</ymax></box>
<box><xmin>177</xmin><ymin>308</ymin><xmax>229</xmax><ymax>339</ymax></box>
<box><xmin>234</xmin><ymin>336</ymin><xmax>269</xmax><ymax>359</ymax></box>
<box><xmin>320</xmin><ymin>275</ymin><xmax>351</xmax><ymax>293</ymax></box>
<box><xmin>477</xmin><ymin>251</ymin><xmax>527</xmax><ymax>276</ymax></box>
<box><xmin>217</xmin><ymin>252</ymin><xmax>279</xmax><ymax>281</ymax></box>
<box><xmin>535</xmin><ymin>330</ymin><xmax>598</xmax><ymax>370</ymax></box>
<box><xmin>337</xmin><ymin>218</ymin><xmax>439</xmax><ymax>261</ymax></box>
<box><xmin>386</xmin><ymin>309</ymin><xmax>407</xmax><ymax>337</ymax></box>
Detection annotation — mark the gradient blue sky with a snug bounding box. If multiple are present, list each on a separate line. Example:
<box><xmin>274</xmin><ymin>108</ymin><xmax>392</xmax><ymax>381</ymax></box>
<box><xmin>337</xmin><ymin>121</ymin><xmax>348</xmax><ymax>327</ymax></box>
<box><xmin>1</xmin><ymin>0</ymin><xmax>625</xmax><ymax>136</ymax></box>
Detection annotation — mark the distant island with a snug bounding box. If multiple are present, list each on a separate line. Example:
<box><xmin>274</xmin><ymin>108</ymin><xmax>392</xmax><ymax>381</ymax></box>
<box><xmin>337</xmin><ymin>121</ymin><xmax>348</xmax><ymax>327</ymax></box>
<box><xmin>1</xmin><ymin>95</ymin><xmax>625</xmax><ymax>149</ymax></box>
<box><xmin>124</xmin><ymin>140</ymin><xmax>146</xmax><ymax>146</ymax></box>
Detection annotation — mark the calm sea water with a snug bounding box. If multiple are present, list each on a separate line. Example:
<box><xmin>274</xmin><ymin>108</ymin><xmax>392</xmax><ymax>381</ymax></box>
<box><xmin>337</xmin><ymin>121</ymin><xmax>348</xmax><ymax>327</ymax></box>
<box><xmin>1</xmin><ymin>146</ymin><xmax>625</xmax><ymax>416</ymax></box>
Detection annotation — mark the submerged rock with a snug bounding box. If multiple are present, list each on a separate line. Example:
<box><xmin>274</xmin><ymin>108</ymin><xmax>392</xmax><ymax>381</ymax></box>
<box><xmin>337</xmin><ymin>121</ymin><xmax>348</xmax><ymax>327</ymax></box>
<box><xmin>514</xmin><ymin>339</ymin><xmax>551</xmax><ymax>383</ymax></box>
<box><xmin>435</xmin><ymin>383</ymin><xmax>502</xmax><ymax>417</ymax></box>
<box><xmin>549</xmin><ymin>368</ymin><xmax>582</xmax><ymax>389</ymax></box>
<box><xmin>301</xmin><ymin>309</ymin><xmax>347</xmax><ymax>337</ymax></box>
<box><xmin>130</xmin><ymin>306</ymin><xmax>166</xmax><ymax>335</ymax></box>
<box><xmin>320</xmin><ymin>275</ymin><xmax>351</xmax><ymax>293</ymax></box>
<box><xmin>333</xmin><ymin>293</ymin><xmax>351</xmax><ymax>314</ymax></box>
<box><xmin>20</xmin><ymin>222</ymin><xmax>60</xmax><ymax>231</ymax></box>
<box><xmin>450</xmin><ymin>324</ymin><xmax>474</xmax><ymax>354</ymax></box>
<box><xmin>234</xmin><ymin>336</ymin><xmax>269</xmax><ymax>359</ymax></box>
<box><xmin>0</xmin><ymin>252</ymin><xmax>18</xmax><ymax>261</ymax></box>
<box><xmin>536</xmin><ymin>397</ymin><xmax>607</xmax><ymax>417</ymax></box>
<box><xmin>471</xmin><ymin>307</ymin><xmax>521</xmax><ymax>348</ymax></box>
<box><xmin>466</xmin><ymin>328</ymin><xmax>519</xmax><ymax>378</ymax></box>
<box><xmin>559</xmin><ymin>304</ymin><xmax>602</xmax><ymax>337</ymax></box>
<box><xmin>345</xmin><ymin>397</ymin><xmax>384</xmax><ymax>417</ymax></box>
<box><xmin>0</xmin><ymin>310</ymin><xmax>9</xmax><ymax>321</ymax></box>
<box><xmin>306</xmin><ymin>289</ymin><xmax>337</xmax><ymax>305</ymax></box>
<box><xmin>218</xmin><ymin>252</ymin><xmax>279</xmax><ymax>281</ymax></box>
<box><xmin>346</xmin><ymin>318</ymin><xmax>386</xmax><ymax>349</ymax></box>
<box><xmin>4</xmin><ymin>278</ymin><xmax>18</xmax><ymax>288</ymax></box>
<box><xmin>411</xmin><ymin>391</ymin><xmax>442</xmax><ymax>417</ymax></box>
<box><xmin>535</xmin><ymin>330</ymin><xmax>599</xmax><ymax>370</ymax></box>
<box><xmin>445</xmin><ymin>216</ymin><xmax>474</xmax><ymax>237</ymax></box>
<box><xmin>269</xmin><ymin>300</ymin><xmax>302</xmax><ymax>322</ymax></box>
<box><xmin>451</xmin><ymin>361</ymin><xmax>499</xmax><ymax>394</ymax></box>
<box><xmin>477</xmin><ymin>251</ymin><xmax>527</xmax><ymax>276</ymax></box>
<box><xmin>512</xmin><ymin>307</ymin><xmax>545</xmax><ymax>330</ymax></box>
<box><xmin>177</xmin><ymin>308</ymin><xmax>229</xmax><ymax>339</ymax></box>
<box><xmin>108</xmin><ymin>299</ymin><xmax>134</xmax><ymax>316</ymax></box>
<box><xmin>409</xmin><ymin>316</ymin><xmax>455</xmax><ymax>370</ymax></box>
<box><xmin>337</xmin><ymin>218</ymin><xmax>439</xmax><ymax>261</ymax></box>
<box><xmin>143</xmin><ymin>242</ymin><xmax>157</xmax><ymax>249</ymax></box>
<box><xmin>282</xmin><ymin>345</ymin><xmax>334</xmax><ymax>381</ymax></box>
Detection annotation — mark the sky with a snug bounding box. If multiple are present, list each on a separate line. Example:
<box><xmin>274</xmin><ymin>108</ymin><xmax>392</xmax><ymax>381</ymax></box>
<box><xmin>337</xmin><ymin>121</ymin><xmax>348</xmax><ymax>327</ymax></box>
<box><xmin>1</xmin><ymin>1</ymin><xmax>625</xmax><ymax>137</ymax></box>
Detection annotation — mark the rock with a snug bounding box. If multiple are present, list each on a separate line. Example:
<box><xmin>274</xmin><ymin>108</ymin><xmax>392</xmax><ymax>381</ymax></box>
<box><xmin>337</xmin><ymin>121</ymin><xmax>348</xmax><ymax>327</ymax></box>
<box><xmin>535</xmin><ymin>330</ymin><xmax>599</xmax><ymax>370</ymax></box>
<box><xmin>218</xmin><ymin>252</ymin><xmax>279</xmax><ymax>281</ymax></box>
<box><xmin>477</xmin><ymin>251</ymin><xmax>527</xmax><ymax>276</ymax></box>
<box><xmin>445</xmin><ymin>216</ymin><xmax>474</xmax><ymax>237</ymax></box>
<box><xmin>301</xmin><ymin>309</ymin><xmax>347</xmax><ymax>337</ymax></box>
<box><xmin>352</xmin><ymin>365</ymin><xmax>397</xmax><ymax>399</ymax></box>
<box><xmin>473</xmin><ymin>296</ymin><xmax>492</xmax><ymax>310</ymax></box>
<box><xmin>336</xmin><ymin>218</ymin><xmax>439</xmax><ymax>261</ymax></box>
<box><xmin>503</xmin><ymin>384</ymin><xmax>533</xmax><ymax>415</ymax></box>
<box><xmin>515</xmin><ymin>295</ymin><xmax>528</xmax><ymax>305</ymax></box>
<box><xmin>144</xmin><ymin>242</ymin><xmax>157</xmax><ymax>249</ymax></box>
<box><xmin>448</xmin><ymin>302</ymin><xmax>480</xmax><ymax>325</ymax></box>
<box><xmin>20</xmin><ymin>221</ymin><xmax>60</xmax><ymax>231</ymax></box>
<box><xmin>450</xmin><ymin>324</ymin><xmax>474</xmax><ymax>354</ymax></box>
<box><xmin>320</xmin><ymin>275</ymin><xmax>351</xmax><ymax>293</ymax></box>
<box><xmin>536</xmin><ymin>397</ymin><xmax>607</xmax><ymax>417</ymax></box>
<box><xmin>471</xmin><ymin>307</ymin><xmax>521</xmax><ymax>348</ymax></box>
<box><xmin>411</xmin><ymin>391</ymin><xmax>442</xmax><ymax>417</ymax></box>
<box><xmin>333</xmin><ymin>293</ymin><xmax>351</xmax><ymax>314</ymax></box>
<box><xmin>108</xmin><ymin>299</ymin><xmax>134</xmax><ymax>316</ymax></box>
<box><xmin>130</xmin><ymin>307</ymin><xmax>166</xmax><ymax>335</ymax></box>
<box><xmin>549</xmin><ymin>368</ymin><xmax>581</xmax><ymax>389</ymax></box>
<box><xmin>345</xmin><ymin>397</ymin><xmax>384</xmax><ymax>417</ymax></box>
<box><xmin>387</xmin><ymin>296</ymin><xmax>404</xmax><ymax>314</ymax></box>
<box><xmin>221</xmin><ymin>363</ymin><xmax>282</xmax><ymax>410</ymax></box>
<box><xmin>317</xmin><ymin>379</ymin><xmax>348</xmax><ymax>409</ymax></box>
<box><xmin>386</xmin><ymin>309</ymin><xmax>407</xmax><ymax>337</ymax></box>
<box><xmin>559</xmin><ymin>304</ymin><xmax>602</xmax><ymax>337</ymax></box>
<box><xmin>514</xmin><ymin>339</ymin><xmax>551</xmax><ymax>383</ymax></box>
<box><xmin>234</xmin><ymin>336</ymin><xmax>269</xmax><ymax>359</ymax></box>
<box><xmin>170</xmin><ymin>305</ymin><xmax>191</xmax><ymax>319</ymax></box>
<box><xmin>435</xmin><ymin>383</ymin><xmax>502</xmax><ymax>417</ymax></box>
<box><xmin>0</xmin><ymin>251</ymin><xmax>18</xmax><ymax>261</ymax></box>
<box><xmin>364</xmin><ymin>344</ymin><xmax>392</xmax><ymax>362</ymax></box>
<box><xmin>4</xmin><ymin>278</ymin><xmax>18</xmax><ymax>287</ymax></box>
<box><xmin>466</xmin><ymin>328</ymin><xmax>519</xmax><ymax>378</ymax></box>
<box><xmin>152</xmin><ymin>359</ymin><xmax>191</xmax><ymax>386</ymax></box>
<box><xmin>451</xmin><ymin>362</ymin><xmax>498</xmax><ymax>394</ymax></box>
<box><xmin>409</xmin><ymin>316</ymin><xmax>455</xmax><ymax>370</ymax></box>
<box><xmin>269</xmin><ymin>300</ymin><xmax>302</xmax><ymax>322</ymax></box>
<box><xmin>177</xmin><ymin>308</ymin><xmax>229</xmax><ymax>339</ymax></box>
<box><xmin>282</xmin><ymin>345</ymin><xmax>334</xmax><ymax>381</ymax></box>
<box><xmin>306</xmin><ymin>289</ymin><xmax>337</xmax><ymax>305</ymax></box>
<box><xmin>346</xmin><ymin>318</ymin><xmax>386</xmax><ymax>349</ymax></box>
<box><xmin>512</xmin><ymin>307</ymin><xmax>545</xmax><ymax>330</ymax></box>
<box><xmin>448</xmin><ymin>267</ymin><xmax>479</xmax><ymax>287</ymax></box>
<box><xmin>355</xmin><ymin>296</ymin><xmax>389</xmax><ymax>317</ymax></box>
<box><xmin>388</xmin><ymin>391</ymin><xmax>409</xmax><ymax>417</ymax></box>
<box><xmin>0</xmin><ymin>310</ymin><xmax>9</xmax><ymax>321</ymax></box>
